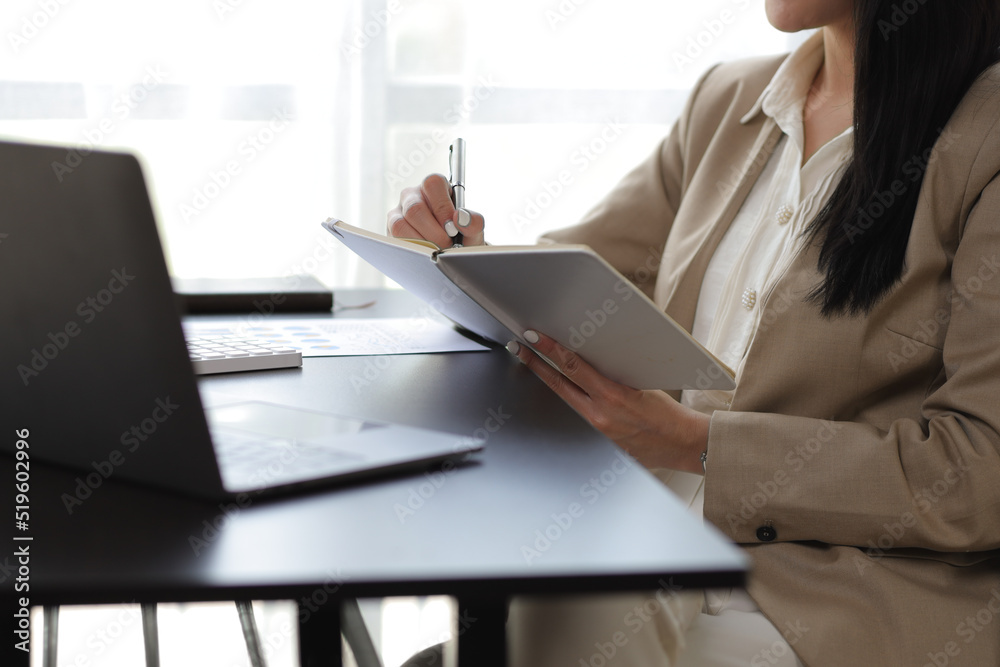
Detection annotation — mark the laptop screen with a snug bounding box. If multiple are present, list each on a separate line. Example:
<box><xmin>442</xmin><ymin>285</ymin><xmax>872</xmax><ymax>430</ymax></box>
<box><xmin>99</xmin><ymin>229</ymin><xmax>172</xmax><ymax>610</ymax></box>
<box><xmin>0</xmin><ymin>140</ymin><xmax>227</xmax><ymax>500</ymax></box>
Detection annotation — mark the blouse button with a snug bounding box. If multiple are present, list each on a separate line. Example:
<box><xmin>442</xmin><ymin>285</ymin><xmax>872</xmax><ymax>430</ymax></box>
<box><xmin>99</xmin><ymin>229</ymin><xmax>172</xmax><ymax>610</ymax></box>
<box><xmin>775</xmin><ymin>203</ymin><xmax>794</xmax><ymax>225</ymax></box>
<box><xmin>741</xmin><ymin>288</ymin><xmax>757</xmax><ymax>310</ymax></box>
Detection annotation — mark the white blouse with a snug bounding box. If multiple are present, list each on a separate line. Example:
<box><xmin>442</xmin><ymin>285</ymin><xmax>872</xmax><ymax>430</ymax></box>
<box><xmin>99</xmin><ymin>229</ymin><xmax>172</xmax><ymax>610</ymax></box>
<box><xmin>663</xmin><ymin>31</ymin><xmax>854</xmax><ymax>513</ymax></box>
<box><xmin>682</xmin><ymin>30</ymin><xmax>853</xmax><ymax>418</ymax></box>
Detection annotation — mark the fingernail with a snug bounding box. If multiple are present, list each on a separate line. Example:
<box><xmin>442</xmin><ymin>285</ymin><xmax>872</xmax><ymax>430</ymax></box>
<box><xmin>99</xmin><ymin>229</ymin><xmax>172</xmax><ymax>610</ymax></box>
<box><xmin>444</xmin><ymin>220</ymin><xmax>458</xmax><ymax>237</ymax></box>
<box><xmin>523</xmin><ymin>330</ymin><xmax>540</xmax><ymax>344</ymax></box>
<box><xmin>506</xmin><ymin>340</ymin><xmax>520</xmax><ymax>356</ymax></box>
<box><xmin>457</xmin><ymin>208</ymin><xmax>471</xmax><ymax>228</ymax></box>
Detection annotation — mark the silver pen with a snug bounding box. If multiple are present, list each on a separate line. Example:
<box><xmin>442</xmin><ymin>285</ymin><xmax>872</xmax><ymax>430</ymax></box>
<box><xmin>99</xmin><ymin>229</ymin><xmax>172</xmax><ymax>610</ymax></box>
<box><xmin>446</xmin><ymin>138</ymin><xmax>467</xmax><ymax>247</ymax></box>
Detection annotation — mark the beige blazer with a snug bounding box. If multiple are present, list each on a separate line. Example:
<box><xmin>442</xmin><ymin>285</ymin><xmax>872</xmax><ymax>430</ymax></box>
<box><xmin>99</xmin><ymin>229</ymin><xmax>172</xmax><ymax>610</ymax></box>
<box><xmin>545</xmin><ymin>55</ymin><xmax>1000</xmax><ymax>666</ymax></box>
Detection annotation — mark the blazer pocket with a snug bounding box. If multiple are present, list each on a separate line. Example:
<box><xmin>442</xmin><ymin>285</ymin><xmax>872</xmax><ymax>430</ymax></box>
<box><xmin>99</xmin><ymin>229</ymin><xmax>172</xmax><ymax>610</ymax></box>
<box><xmin>862</xmin><ymin>546</ymin><xmax>1000</xmax><ymax>568</ymax></box>
<box><xmin>877</xmin><ymin>327</ymin><xmax>945</xmax><ymax>396</ymax></box>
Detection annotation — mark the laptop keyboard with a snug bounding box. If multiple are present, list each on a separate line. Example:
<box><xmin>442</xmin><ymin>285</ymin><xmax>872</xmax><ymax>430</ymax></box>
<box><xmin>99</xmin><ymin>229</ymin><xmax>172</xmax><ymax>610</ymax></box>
<box><xmin>186</xmin><ymin>335</ymin><xmax>302</xmax><ymax>374</ymax></box>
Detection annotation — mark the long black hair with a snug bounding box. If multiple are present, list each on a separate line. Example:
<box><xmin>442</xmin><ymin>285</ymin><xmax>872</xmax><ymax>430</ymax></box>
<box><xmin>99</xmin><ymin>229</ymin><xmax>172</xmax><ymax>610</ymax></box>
<box><xmin>806</xmin><ymin>0</ymin><xmax>1000</xmax><ymax>316</ymax></box>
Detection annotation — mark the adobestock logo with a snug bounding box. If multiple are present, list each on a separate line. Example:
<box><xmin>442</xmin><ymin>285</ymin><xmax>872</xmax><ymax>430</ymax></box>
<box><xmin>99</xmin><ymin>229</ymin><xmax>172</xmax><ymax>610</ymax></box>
<box><xmin>567</xmin><ymin>295</ymin><xmax>627</xmax><ymax>351</ymax></box>
<box><xmin>340</xmin><ymin>0</ymin><xmax>403</xmax><ymax>60</ymax></box>
<box><xmin>510</xmin><ymin>119</ymin><xmax>626</xmax><ymax>234</ymax></box>
<box><xmin>7</xmin><ymin>0</ymin><xmax>73</xmax><ymax>54</ymax></box>
<box><xmin>577</xmin><ymin>579</ymin><xmax>693</xmax><ymax>667</ymax></box>
<box><xmin>521</xmin><ymin>451</ymin><xmax>634</xmax><ymax>564</ymax></box>
<box><xmin>213</xmin><ymin>0</ymin><xmax>250</xmax><ymax>21</ymax></box>
<box><xmin>383</xmin><ymin>75</ymin><xmax>500</xmax><ymax>189</ymax></box>
<box><xmin>544</xmin><ymin>0</ymin><xmax>591</xmax><ymax>31</ymax></box>
<box><xmin>877</xmin><ymin>0</ymin><xmax>929</xmax><ymax>40</ymax></box>
<box><xmin>393</xmin><ymin>406</ymin><xmax>510</xmax><ymax>524</ymax></box>
<box><xmin>179</xmin><ymin>108</ymin><xmax>294</xmax><ymax>223</ymax></box>
<box><xmin>61</xmin><ymin>395</ymin><xmax>179</xmax><ymax>514</ymax></box>
<box><xmin>672</xmin><ymin>0</ymin><xmax>753</xmax><ymax>73</ymax></box>
<box><xmin>842</xmin><ymin>127</ymin><xmax>960</xmax><ymax>244</ymax></box>
<box><xmin>16</xmin><ymin>268</ymin><xmax>135</xmax><ymax>386</ymax></box>
<box><xmin>50</xmin><ymin>65</ymin><xmax>169</xmax><ymax>182</ymax></box>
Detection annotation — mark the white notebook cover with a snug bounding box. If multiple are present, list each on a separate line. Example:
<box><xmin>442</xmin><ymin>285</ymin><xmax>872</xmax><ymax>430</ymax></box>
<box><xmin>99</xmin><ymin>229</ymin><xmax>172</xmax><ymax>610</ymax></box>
<box><xmin>324</xmin><ymin>219</ymin><xmax>734</xmax><ymax>391</ymax></box>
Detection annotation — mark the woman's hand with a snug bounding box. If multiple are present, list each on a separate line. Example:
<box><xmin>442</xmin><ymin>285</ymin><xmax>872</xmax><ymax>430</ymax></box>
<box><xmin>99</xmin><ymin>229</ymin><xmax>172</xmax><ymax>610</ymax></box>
<box><xmin>387</xmin><ymin>173</ymin><xmax>486</xmax><ymax>248</ymax></box>
<box><xmin>508</xmin><ymin>330</ymin><xmax>709</xmax><ymax>474</ymax></box>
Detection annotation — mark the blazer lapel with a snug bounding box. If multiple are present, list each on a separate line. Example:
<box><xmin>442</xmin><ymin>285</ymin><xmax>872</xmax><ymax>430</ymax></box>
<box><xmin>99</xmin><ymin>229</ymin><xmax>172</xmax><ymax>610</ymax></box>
<box><xmin>657</xmin><ymin>119</ymin><xmax>785</xmax><ymax>332</ymax></box>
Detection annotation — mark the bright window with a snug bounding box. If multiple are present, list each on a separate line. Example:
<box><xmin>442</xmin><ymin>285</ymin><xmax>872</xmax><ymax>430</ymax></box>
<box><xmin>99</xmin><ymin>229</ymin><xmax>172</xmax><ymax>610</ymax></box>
<box><xmin>3</xmin><ymin>0</ymin><xmax>794</xmax><ymax>289</ymax></box>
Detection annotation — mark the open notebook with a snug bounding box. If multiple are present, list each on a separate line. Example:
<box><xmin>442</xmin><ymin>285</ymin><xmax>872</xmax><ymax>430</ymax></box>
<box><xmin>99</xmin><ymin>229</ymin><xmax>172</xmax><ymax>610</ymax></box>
<box><xmin>323</xmin><ymin>219</ymin><xmax>734</xmax><ymax>391</ymax></box>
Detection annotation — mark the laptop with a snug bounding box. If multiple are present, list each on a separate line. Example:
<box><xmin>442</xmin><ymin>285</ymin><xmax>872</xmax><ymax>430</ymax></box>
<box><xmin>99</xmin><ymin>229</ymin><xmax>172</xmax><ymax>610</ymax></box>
<box><xmin>0</xmin><ymin>139</ymin><xmax>483</xmax><ymax>500</ymax></box>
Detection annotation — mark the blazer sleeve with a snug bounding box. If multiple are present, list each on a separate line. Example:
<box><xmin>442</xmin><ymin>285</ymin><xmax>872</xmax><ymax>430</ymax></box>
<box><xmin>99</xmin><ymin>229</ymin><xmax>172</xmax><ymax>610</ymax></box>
<box><xmin>703</xmin><ymin>170</ymin><xmax>1000</xmax><ymax>553</ymax></box>
<box><xmin>540</xmin><ymin>66</ymin><xmax>719</xmax><ymax>299</ymax></box>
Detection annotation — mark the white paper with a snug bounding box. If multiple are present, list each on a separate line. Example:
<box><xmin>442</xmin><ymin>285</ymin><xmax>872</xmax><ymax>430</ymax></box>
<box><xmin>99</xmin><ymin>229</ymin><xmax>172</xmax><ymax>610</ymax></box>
<box><xmin>183</xmin><ymin>317</ymin><xmax>489</xmax><ymax>357</ymax></box>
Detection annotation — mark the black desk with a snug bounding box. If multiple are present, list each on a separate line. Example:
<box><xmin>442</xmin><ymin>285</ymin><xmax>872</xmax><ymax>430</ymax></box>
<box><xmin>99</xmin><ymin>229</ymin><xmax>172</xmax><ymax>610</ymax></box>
<box><xmin>3</xmin><ymin>289</ymin><xmax>746</xmax><ymax>666</ymax></box>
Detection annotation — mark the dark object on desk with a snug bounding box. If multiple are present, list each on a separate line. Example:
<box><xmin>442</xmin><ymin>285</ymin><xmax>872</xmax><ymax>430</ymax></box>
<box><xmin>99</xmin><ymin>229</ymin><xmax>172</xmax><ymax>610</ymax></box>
<box><xmin>0</xmin><ymin>139</ymin><xmax>483</xmax><ymax>501</ymax></box>
<box><xmin>173</xmin><ymin>275</ymin><xmax>333</xmax><ymax>313</ymax></box>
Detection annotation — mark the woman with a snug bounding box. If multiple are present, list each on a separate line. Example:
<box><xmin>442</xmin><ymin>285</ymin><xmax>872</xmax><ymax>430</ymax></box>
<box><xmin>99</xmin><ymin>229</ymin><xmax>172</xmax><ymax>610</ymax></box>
<box><xmin>388</xmin><ymin>0</ymin><xmax>1000</xmax><ymax>664</ymax></box>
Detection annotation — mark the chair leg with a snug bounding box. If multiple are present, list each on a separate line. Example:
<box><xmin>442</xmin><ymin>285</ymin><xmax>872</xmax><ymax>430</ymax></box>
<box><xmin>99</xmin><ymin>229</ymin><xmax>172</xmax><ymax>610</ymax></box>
<box><xmin>141</xmin><ymin>603</ymin><xmax>160</xmax><ymax>667</ymax></box>
<box><xmin>341</xmin><ymin>599</ymin><xmax>382</xmax><ymax>667</ymax></box>
<box><xmin>236</xmin><ymin>600</ymin><xmax>267</xmax><ymax>667</ymax></box>
<box><xmin>42</xmin><ymin>606</ymin><xmax>59</xmax><ymax>667</ymax></box>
